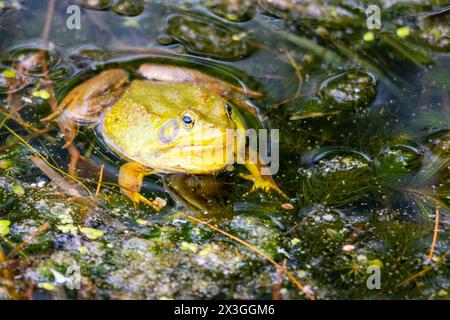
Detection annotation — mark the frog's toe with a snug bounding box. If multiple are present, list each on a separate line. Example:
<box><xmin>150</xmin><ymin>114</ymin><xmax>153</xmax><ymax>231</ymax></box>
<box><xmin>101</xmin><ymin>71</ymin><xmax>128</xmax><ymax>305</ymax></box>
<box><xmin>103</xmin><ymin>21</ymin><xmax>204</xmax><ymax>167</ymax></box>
<box><xmin>61</xmin><ymin>120</ymin><xmax>79</xmax><ymax>148</ymax></box>
<box><xmin>126</xmin><ymin>190</ymin><xmax>166</xmax><ymax>212</ymax></box>
<box><xmin>240</xmin><ymin>173</ymin><xmax>288</xmax><ymax>199</ymax></box>
<box><xmin>249</xmin><ymin>180</ymin><xmax>288</xmax><ymax>199</ymax></box>
<box><xmin>239</xmin><ymin>173</ymin><xmax>253</xmax><ymax>181</ymax></box>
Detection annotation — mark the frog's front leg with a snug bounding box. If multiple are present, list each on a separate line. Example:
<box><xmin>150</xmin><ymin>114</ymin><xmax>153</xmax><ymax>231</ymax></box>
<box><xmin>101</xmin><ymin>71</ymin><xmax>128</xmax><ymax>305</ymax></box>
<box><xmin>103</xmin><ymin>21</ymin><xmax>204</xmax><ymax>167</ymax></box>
<box><xmin>242</xmin><ymin>159</ymin><xmax>288</xmax><ymax>199</ymax></box>
<box><xmin>118</xmin><ymin>162</ymin><xmax>166</xmax><ymax>212</ymax></box>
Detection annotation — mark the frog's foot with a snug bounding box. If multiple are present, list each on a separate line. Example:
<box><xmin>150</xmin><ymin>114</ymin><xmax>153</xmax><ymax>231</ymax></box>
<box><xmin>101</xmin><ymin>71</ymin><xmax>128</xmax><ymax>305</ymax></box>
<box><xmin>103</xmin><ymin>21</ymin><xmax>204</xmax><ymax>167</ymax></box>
<box><xmin>240</xmin><ymin>173</ymin><xmax>288</xmax><ymax>199</ymax></box>
<box><xmin>122</xmin><ymin>189</ymin><xmax>167</xmax><ymax>212</ymax></box>
<box><xmin>61</xmin><ymin>118</ymin><xmax>79</xmax><ymax>148</ymax></box>
<box><xmin>119</xmin><ymin>162</ymin><xmax>165</xmax><ymax>212</ymax></box>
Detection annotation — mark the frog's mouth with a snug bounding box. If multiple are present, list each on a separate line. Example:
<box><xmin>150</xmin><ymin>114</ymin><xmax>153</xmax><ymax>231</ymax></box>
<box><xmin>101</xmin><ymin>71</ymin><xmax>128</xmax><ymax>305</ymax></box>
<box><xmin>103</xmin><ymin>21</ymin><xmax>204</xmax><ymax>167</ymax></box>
<box><xmin>175</xmin><ymin>143</ymin><xmax>234</xmax><ymax>169</ymax></box>
<box><xmin>163</xmin><ymin>141</ymin><xmax>232</xmax><ymax>155</ymax></box>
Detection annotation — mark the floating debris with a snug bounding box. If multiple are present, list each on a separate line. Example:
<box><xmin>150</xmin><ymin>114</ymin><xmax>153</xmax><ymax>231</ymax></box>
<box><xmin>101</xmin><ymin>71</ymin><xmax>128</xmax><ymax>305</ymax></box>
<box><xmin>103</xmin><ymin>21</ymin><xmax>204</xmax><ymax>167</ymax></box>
<box><xmin>342</xmin><ymin>244</ymin><xmax>355</xmax><ymax>252</ymax></box>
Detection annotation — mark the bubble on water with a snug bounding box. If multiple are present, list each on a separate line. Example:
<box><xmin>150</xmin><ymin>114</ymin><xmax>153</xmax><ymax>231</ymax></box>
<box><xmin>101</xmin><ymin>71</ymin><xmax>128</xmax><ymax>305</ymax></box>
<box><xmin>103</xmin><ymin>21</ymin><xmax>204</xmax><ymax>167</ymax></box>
<box><xmin>378</xmin><ymin>143</ymin><xmax>423</xmax><ymax>172</ymax></box>
<box><xmin>112</xmin><ymin>0</ymin><xmax>144</xmax><ymax>17</ymax></box>
<box><xmin>298</xmin><ymin>149</ymin><xmax>374</xmax><ymax>208</ymax></box>
<box><xmin>68</xmin><ymin>45</ymin><xmax>106</xmax><ymax>69</ymax></box>
<box><xmin>156</xmin><ymin>34</ymin><xmax>174</xmax><ymax>46</ymax></box>
<box><xmin>310</xmin><ymin>149</ymin><xmax>372</xmax><ymax>175</ymax></box>
<box><xmin>318</xmin><ymin>71</ymin><xmax>378</xmax><ymax>109</ymax></box>
<box><xmin>7</xmin><ymin>42</ymin><xmax>62</xmax><ymax>77</ymax></box>
<box><xmin>81</xmin><ymin>0</ymin><xmax>112</xmax><ymax>11</ymax></box>
<box><xmin>425</xmin><ymin>129</ymin><xmax>450</xmax><ymax>155</ymax></box>
<box><xmin>202</xmin><ymin>0</ymin><xmax>254</xmax><ymax>22</ymax></box>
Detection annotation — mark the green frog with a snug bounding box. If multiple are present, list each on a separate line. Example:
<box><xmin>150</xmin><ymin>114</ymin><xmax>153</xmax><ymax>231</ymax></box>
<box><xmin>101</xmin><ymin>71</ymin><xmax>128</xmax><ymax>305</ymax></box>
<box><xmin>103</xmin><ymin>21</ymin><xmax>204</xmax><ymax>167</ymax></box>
<box><xmin>44</xmin><ymin>63</ymin><xmax>286</xmax><ymax>211</ymax></box>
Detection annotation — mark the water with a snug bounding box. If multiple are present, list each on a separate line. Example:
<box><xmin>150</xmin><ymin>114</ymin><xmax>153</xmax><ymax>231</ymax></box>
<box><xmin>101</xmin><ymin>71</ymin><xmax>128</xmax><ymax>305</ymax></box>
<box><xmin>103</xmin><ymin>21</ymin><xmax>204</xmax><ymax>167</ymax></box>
<box><xmin>0</xmin><ymin>0</ymin><xmax>449</xmax><ymax>300</ymax></box>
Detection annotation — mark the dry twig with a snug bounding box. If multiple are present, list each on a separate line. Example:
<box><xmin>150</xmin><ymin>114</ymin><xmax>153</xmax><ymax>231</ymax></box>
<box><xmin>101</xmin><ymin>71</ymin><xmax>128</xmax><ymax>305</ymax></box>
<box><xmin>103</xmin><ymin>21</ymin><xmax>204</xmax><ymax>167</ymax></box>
<box><xmin>427</xmin><ymin>205</ymin><xmax>440</xmax><ymax>261</ymax></box>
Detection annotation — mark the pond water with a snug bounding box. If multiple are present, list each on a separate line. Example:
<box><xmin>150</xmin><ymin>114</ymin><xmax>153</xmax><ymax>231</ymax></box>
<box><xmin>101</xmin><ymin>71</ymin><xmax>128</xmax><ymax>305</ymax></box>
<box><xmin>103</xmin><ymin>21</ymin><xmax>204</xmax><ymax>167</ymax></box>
<box><xmin>0</xmin><ymin>0</ymin><xmax>449</xmax><ymax>299</ymax></box>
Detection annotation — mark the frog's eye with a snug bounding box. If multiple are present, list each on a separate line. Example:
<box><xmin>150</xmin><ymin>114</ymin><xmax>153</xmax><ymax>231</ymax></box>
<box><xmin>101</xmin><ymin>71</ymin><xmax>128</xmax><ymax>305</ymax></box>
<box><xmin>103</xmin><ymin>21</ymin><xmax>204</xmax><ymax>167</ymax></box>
<box><xmin>225</xmin><ymin>103</ymin><xmax>232</xmax><ymax>117</ymax></box>
<box><xmin>181</xmin><ymin>110</ymin><xmax>197</xmax><ymax>129</ymax></box>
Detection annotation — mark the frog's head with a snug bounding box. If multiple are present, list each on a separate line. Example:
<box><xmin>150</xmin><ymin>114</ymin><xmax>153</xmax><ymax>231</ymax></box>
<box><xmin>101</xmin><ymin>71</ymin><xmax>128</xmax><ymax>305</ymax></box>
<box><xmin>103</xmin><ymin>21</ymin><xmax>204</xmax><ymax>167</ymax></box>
<box><xmin>102</xmin><ymin>81</ymin><xmax>237</xmax><ymax>173</ymax></box>
<box><xmin>147</xmin><ymin>101</ymin><xmax>236</xmax><ymax>173</ymax></box>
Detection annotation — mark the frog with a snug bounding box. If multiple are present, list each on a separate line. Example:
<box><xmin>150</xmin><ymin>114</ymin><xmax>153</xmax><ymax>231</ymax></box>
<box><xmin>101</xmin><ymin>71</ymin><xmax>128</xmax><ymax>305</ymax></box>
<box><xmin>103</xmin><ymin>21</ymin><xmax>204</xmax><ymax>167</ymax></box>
<box><xmin>43</xmin><ymin>63</ymin><xmax>287</xmax><ymax>211</ymax></box>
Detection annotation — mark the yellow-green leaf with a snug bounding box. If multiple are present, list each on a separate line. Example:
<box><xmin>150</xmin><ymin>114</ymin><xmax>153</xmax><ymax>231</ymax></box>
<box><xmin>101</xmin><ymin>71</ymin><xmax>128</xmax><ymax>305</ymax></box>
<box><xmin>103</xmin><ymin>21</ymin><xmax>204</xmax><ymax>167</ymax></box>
<box><xmin>37</xmin><ymin>282</ymin><xmax>55</xmax><ymax>291</ymax></box>
<box><xmin>363</xmin><ymin>31</ymin><xmax>375</xmax><ymax>42</ymax></box>
<box><xmin>0</xmin><ymin>220</ymin><xmax>11</xmax><ymax>235</ymax></box>
<box><xmin>80</xmin><ymin>227</ymin><xmax>104</xmax><ymax>240</ymax></box>
<box><xmin>180</xmin><ymin>241</ymin><xmax>197</xmax><ymax>252</ymax></box>
<box><xmin>11</xmin><ymin>183</ymin><xmax>25</xmax><ymax>197</ymax></box>
<box><xmin>38</xmin><ymin>89</ymin><xmax>51</xmax><ymax>100</ymax></box>
<box><xmin>136</xmin><ymin>219</ymin><xmax>148</xmax><ymax>226</ymax></box>
<box><xmin>396</xmin><ymin>26</ymin><xmax>410</xmax><ymax>38</ymax></box>
<box><xmin>369</xmin><ymin>259</ymin><xmax>383</xmax><ymax>268</ymax></box>
<box><xmin>2</xmin><ymin>69</ymin><xmax>16</xmax><ymax>78</ymax></box>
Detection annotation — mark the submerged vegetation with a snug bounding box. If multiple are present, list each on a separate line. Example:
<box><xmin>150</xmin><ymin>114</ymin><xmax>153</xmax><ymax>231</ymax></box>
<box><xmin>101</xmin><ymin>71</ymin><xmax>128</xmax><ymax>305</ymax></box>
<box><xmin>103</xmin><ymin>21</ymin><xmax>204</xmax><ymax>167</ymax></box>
<box><xmin>0</xmin><ymin>0</ymin><xmax>449</xmax><ymax>299</ymax></box>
